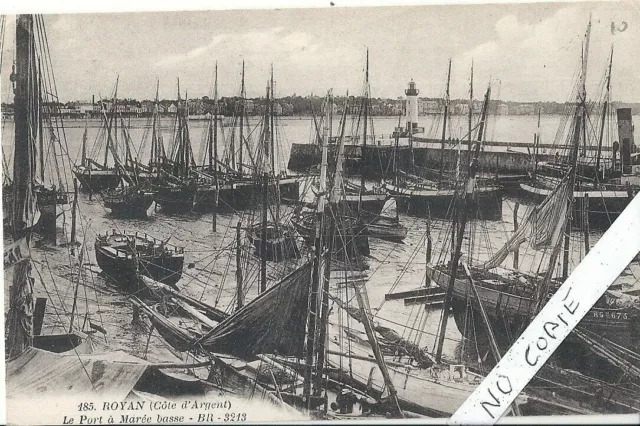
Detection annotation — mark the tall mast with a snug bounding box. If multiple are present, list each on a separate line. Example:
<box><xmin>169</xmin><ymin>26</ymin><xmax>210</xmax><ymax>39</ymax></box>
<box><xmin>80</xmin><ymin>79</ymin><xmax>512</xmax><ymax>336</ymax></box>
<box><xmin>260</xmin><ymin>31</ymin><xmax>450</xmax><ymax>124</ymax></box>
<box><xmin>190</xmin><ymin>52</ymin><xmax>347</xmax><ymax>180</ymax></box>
<box><xmin>393</xmin><ymin>113</ymin><xmax>400</xmax><ymax>185</ymax></box>
<box><xmin>359</xmin><ymin>49</ymin><xmax>369</xmax><ymax>212</ymax></box>
<box><xmin>150</xmin><ymin>79</ymin><xmax>160</xmax><ymax>171</ymax></box>
<box><xmin>467</xmin><ymin>61</ymin><xmax>474</xmax><ymax>161</ymax></box>
<box><xmin>270</xmin><ymin>64</ymin><xmax>276</xmax><ymax>176</ymax></box>
<box><xmin>435</xmin><ymin>142</ymin><xmax>481</xmax><ymax>363</ymax></box>
<box><xmin>208</xmin><ymin>63</ymin><xmax>217</xmax><ymax>170</ymax></box>
<box><xmin>271</xmin><ymin>64</ymin><xmax>281</xmax><ymax>223</ymax></box>
<box><xmin>562</xmin><ymin>18</ymin><xmax>591</xmax><ymax>280</ymax></box>
<box><xmin>104</xmin><ymin>76</ymin><xmax>119</xmax><ymax>168</ymax></box>
<box><xmin>476</xmin><ymin>83</ymin><xmax>491</xmax><ymax>143</ymax></box>
<box><xmin>303</xmin><ymin>90</ymin><xmax>336</xmax><ymax>409</ymax></box>
<box><xmin>439</xmin><ymin>59</ymin><xmax>452</xmax><ymax>184</ymax></box>
<box><xmin>238</xmin><ymin>60</ymin><xmax>245</xmax><ymax>175</ymax></box>
<box><xmin>7</xmin><ymin>14</ymin><xmax>38</xmax><ymax>358</ymax></box>
<box><xmin>80</xmin><ymin>117</ymin><xmax>88</xmax><ymax>167</ymax></box>
<box><xmin>595</xmin><ymin>47</ymin><xmax>613</xmax><ymax>185</ymax></box>
<box><xmin>533</xmin><ymin>108</ymin><xmax>541</xmax><ymax>181</ymax></box>
<box><xmin>314</xmin><ymin>91</ymin><xmax>335</xmax><ymax>400</ymax></box>
<box><xmin>580</xmin><ymin>18</ymin><xmax>592</xmax><ymax>158</ymax></box>
<box><xmin>213</xmin><ymin>63</ymin><xmax>219</xmax><ymax>174</ymax></box>
<box><xmin>37</xmin><ymin>59</ymin><xmax>44</xmax><ymax>183</ymax></box>
<box><xmin>259</xmin><ymin>82</ymin><xmax>270</xmax><ymax>294</ymax></box>
<box><xmin>212</xmin><ymin>62</ymin><xmax>219</xmax><ymax>231</ymax></box>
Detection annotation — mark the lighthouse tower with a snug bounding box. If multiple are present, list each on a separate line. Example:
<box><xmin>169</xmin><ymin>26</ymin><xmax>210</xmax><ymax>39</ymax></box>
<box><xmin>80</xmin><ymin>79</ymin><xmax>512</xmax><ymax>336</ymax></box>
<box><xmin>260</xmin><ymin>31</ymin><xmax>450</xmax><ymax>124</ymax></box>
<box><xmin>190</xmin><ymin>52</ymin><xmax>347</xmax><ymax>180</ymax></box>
<box><xmin>405</xmin><ymin>80</ymin><xmax>419</xmax><ymax>134</ymax></box>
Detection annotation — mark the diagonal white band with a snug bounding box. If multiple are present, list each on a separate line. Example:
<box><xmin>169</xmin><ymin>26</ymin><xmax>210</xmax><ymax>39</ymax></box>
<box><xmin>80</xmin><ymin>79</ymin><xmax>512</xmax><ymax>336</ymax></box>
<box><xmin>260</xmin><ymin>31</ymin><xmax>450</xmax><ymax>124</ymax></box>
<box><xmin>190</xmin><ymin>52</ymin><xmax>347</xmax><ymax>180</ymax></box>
<box><xmin>449</xmin><ymin>194</ymin><xmax>640</xmax><ymax>425</ymax></box>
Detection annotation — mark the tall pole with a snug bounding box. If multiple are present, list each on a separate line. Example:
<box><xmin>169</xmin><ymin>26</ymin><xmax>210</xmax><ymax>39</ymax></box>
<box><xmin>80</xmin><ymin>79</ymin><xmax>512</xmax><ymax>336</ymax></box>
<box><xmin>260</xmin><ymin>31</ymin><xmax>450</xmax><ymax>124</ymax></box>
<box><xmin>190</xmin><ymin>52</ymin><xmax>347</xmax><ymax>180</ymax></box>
<box><xmin>303</xmin><ymin>92</ymin><xmax>334</xmax><ymax>410</ymax></box>
<box><xmin>213</xmin><ymin>63</ymin><xmax>219</xmax><ymax>231</ymax></box>
<box><xmin>236</xmin><ymin>221</ymin><xmax>244</xmax><ymax>310</ymax></box>
<box><xmin>238</xmin><ymin>60</ymin><xmax>245</xmax><ymax>175</ymax></box>
<box><xmin>393</xmin><ymin>113</ymin><xmax>400</xmax><ymax>186</ymax></box>
<box><xmin>563</xmin><ymin>19</ymin><xmax>591</xmax><ymax>280</ymax></box>
<box><xmin>271</xmin><ymin>65</ymin><xmax>281</xmax><ymax>224</ymax></box>
<box><xmin>70</xmin><ymin>178</ymin><xmax>78</xmax><ymax>255</ymax></box>
<box><xmin>435</xmin><ymin>142</ymin><xmax>480</xmax><ymax>363</ymax></box>
<box><xmin>359</xmin><ymin>49</ymin><xmax>369</xmax><ymax>212</ymax></box>
<box><xmin>595</xmin><ymin>47</ymin><xmax>613</xmax><ymax>186</ymax></box>
<box><xmin>439</xmin><ymin>59</ymin><xmax>452</xmax><ymax>184</ymax></box>
<box><xmin>467</xmin><ymin>61</ymin><xmax>474</xmax><ymax>163</ymax></box>
<box><xmin>512</xmin><ymin>202</ymin><xmax>520</xmax><ymax>269</ymax></box>
<box><xmin>425</xmin><ymin>217</ymin><xmax>432</xmax><ymax>286</ymax></box>
<box><xmin>270</xmin><ymin>65</ymin><xmax>276</xmax><ymax>178</ymax></box>
<box><xmin>260</xmin><ymin>83</ymin><xmax>269</xmax><ymax>294</ymax></box>
<box><xmin>7</xmin><ymin>14</ymin><xmax>36</xmax><ymax>358</ymax></box>
<box><xmin>583</xmin><ymin>194</ymin><xmax>590</xmax><ymax>255</ymax></box>
<box><xmin>533</xmin><ymin>108</ymin><xmax>541</xmax><ymax>182</ymax></box>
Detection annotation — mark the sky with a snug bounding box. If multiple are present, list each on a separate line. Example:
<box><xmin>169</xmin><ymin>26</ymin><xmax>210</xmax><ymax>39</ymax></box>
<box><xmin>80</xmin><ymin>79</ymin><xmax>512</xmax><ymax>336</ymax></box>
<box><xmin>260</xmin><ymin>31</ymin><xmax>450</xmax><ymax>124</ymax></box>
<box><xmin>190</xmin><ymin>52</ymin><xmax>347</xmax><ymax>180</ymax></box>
<box><xmin>1</xmin><ymin>0</ymin><xmax>639</xmax><ymax>103</ymax></box>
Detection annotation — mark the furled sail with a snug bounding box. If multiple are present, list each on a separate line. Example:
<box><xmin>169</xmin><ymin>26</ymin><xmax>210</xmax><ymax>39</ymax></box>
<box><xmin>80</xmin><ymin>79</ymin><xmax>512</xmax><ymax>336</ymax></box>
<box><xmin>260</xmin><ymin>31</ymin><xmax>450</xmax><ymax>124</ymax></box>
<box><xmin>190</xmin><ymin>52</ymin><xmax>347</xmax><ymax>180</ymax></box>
<box><xmin>478</xmin><ymin>173</ymin><xmax>572</xmax><ymax>270</ymax></box>
<box><xmin>197</xmin><ymin>261</ymin><xmax>313</xmax><ymax>360</ymax></box>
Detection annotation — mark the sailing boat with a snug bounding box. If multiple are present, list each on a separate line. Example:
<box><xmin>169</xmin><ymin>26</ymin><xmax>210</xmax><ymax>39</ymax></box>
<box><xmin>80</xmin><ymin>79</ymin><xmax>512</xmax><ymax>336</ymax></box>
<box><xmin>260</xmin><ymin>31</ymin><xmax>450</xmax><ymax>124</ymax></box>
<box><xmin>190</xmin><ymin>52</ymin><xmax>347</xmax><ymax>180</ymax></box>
<box><xmin>128</xmin><ymin>92</ymin><xmax>403</xmax><ymax>416</ymax></box>
<box><xmin>341</xmin><ymin>50</ymin><xmax>388</xmax><ymax>216</ymax></box>
<box><xmin>521</xmin><ymin>25</ymin><xmax>638</xmax><ymax>228</ymax></box>
<box><xmin>209</xmin><ymin>61</ymin><xmax>300</xmax><ymax>213</ymax></box>
<box><xmin>292</xmin><ymin>92</ymin><xmax>371</xmax><ymax>266</ymax></box>
<box><xmin>153</xmin><ymin>82</ymin><xmax>200</xmax><ymax>213</ymax></box>
<box><xmin>5</xmin><ymin>16</ymin><xmax>71</xmax><ymax>242</ymax></box>
<box><xmin>99</xmin><ymin>81</ymin><xmax>160</xmax><ymax>217</ymax></box>
<box><xmin>385</xmin><ymin>63</ymin><xmax>502</xmax><ymax>220</ymax></box>
<box><xmin>101</xmin><ymin>103</ymin><xmax>156</xmax><ymax>217</ymax></box>
<box><xmin>427</xmin><ymin>23</ymin><xmax>640</xmax><ymax>369</ymax></box>
<box><xmin>72</xmin><ymin>83</ymin><xmax>123</xmax><ymax>193</ymax></box>
<box><xmin>5</xmin><ymin>17</ymin><xmax>218</xmax><ymax>413</ymax></box>
<box><xmin>246</xmin><ymin>68</ymin><xmax>300</xmax><ymax>261</ymax></box>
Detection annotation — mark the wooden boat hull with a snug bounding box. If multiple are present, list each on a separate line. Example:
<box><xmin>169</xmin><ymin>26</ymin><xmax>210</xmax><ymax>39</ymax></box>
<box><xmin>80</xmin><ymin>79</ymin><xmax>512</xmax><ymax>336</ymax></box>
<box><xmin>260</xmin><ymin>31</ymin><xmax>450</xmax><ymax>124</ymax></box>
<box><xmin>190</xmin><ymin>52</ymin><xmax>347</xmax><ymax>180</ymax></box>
<box><xmin>155</xmin><ymin>184</ymin><xmax>196</xmax><ymax>214</ymax></box>
<box><xmin>73</xmin><ymin>167</ymin><xmax>121</xmax><ymax>192</ymax></box>
<box><xmin>341</xmin><ymin>193</ymin><xmax>388</xmax><ymax>215</ymax></box>
<box><xmin>362</xmin><ymin>216</ymin><xmax>407</xmax><ymax>242</ymax></box>
<box><xmin>385</xmin><ymin>183</ymin><xmax>503</xmax><ymax>220</ymax></box>
<box><xmin>102</xmin><ymin>188</ymin><xmax>155</xmax><ymax>218</ymax></box>
<box><xmin>247</xmin><ymin>224</ymin><xmax>301</xmax><ymax>262</ymax></box>
<box><xmin>94</xmin><ymin>232</ymin><xmax>184</xmax><ymax>289</ymax></box>
<box><xmin>427</xmin><ymin>265</ymin><xmax>640</xmax><ymax>354</ymax></box>
<box><xmin>520</xmin><ymin>182</ymin><xmax>636</xmax><ymax>229</ymax></box>
<box><xmin>192</xmin><ymin>177</ymin><xmax>300</xmax><ymax>212</ymax></box>
<box><xmin>291</xmin><ymin>213</ymin><xmax>370</xmax><ymax>260</ymax></box>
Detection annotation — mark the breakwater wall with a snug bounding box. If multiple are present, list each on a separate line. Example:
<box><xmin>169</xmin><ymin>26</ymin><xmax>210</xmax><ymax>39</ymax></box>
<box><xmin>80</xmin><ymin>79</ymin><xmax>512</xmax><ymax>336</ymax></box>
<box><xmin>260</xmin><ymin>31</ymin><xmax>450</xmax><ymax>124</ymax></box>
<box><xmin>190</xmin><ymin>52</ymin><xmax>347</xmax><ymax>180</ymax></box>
<box><xmin>288</xmin><ymin>142</ymin><xmax>558</xmax><ymax>178</ymax></box>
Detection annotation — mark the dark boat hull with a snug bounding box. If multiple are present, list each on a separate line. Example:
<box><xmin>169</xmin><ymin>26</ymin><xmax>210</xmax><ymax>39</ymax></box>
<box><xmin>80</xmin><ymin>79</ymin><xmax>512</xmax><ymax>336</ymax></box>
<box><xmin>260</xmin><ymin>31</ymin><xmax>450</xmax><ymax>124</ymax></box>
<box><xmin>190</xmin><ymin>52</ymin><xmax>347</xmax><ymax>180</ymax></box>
<box><xmin>520</xmin><ymin>182</ymin><xmax>636</xmax><ymax>229</ymax></box>
<box><xmin>155</xmin><ymin>184</ymin><xmax>196</xmax><ymax>214</ymax></box>
<box><xmin>428</xmin><ymin>265</ymin><xmax>640</xmax><ymax>356</ymax></box>
<box><xmin>94</xmin><ymin>234</ymin><xmax>185</xmax><ymax>289</ymax></box>
<box><xmin>103</xmin><ymin>189</ymin><xmax>155</xmax><ymax>218</ymax></box>
<box><xmin>196</xmin><ymin>178</ymin><xmax>300</xmax><ymax>212</ymax></box>
<box><xmin>386</xmin><ymin>183</ymin><xmax>503</xmax><ymax>220</ymax></box>
<box><xmin>291</xmin><ymin>214</ymin><xmax>370</xmax><ymax>262</ymax></box>
<box><xmin>73</xmin><ymin>168</ymin><xmax>121</xmax><ymax>192</ymax></box>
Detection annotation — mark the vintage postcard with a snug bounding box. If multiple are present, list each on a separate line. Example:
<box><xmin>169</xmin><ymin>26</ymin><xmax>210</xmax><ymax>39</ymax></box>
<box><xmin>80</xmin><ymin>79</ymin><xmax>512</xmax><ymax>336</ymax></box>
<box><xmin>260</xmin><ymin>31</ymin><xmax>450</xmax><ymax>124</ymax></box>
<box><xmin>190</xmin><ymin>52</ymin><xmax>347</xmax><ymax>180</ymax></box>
<box><xmin>1</xmin><ymin>0</ymin><xmax>640</xmax><ymax>424</ymax></box>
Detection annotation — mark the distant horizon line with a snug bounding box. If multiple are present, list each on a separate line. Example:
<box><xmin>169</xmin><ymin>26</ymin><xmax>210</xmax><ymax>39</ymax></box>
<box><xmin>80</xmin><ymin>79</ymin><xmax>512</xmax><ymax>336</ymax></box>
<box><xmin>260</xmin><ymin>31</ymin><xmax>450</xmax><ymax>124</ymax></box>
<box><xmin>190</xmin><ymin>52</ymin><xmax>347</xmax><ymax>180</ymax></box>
<box><xmin>2</xmin><ymin>97</ymin><xmax>639</xmax><ymax>106</ymax></box>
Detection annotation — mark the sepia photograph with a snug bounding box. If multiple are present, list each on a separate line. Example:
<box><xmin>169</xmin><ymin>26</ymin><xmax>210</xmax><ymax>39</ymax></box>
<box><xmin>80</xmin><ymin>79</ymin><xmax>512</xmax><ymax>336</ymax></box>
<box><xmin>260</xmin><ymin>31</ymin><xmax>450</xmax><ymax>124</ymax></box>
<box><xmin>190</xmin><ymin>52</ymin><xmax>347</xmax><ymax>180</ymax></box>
<box><xmin>1</xmin><ymin>0</ymin><xmax>639</xmax><ymax>424</ymax></box>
